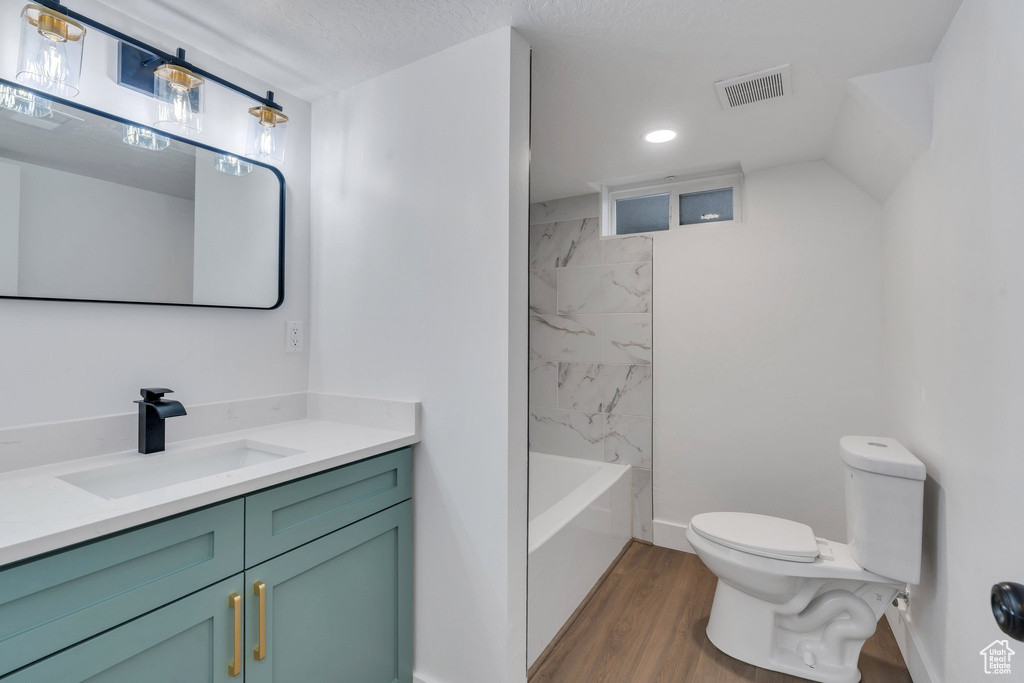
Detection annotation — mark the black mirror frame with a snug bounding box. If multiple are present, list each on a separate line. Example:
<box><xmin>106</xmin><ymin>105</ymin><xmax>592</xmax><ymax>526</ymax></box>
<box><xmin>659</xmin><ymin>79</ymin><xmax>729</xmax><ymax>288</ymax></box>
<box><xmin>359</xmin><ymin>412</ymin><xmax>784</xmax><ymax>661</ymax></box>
<box><xmin>0</xmin><ymin>76</ymin><xmax>286</xmax><ymax>311</ymax></box>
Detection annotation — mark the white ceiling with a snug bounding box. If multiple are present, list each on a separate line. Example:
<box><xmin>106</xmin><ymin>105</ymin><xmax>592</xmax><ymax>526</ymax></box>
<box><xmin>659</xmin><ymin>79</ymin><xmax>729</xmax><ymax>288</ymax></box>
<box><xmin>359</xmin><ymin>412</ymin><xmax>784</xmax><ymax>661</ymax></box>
<box><xmin>526</xmin><ymin>0</ymin><xmax>962</xmax><ymax>201</ymax></box>
<box><xmin>97</xmin><ymin>0</ymin><xmax>963</xmax><ymax>202</ymax></box>
<box><xmin>94</xmin><ymin>0</ymin><xmax>515</xmax><ymax>100</ymax></box>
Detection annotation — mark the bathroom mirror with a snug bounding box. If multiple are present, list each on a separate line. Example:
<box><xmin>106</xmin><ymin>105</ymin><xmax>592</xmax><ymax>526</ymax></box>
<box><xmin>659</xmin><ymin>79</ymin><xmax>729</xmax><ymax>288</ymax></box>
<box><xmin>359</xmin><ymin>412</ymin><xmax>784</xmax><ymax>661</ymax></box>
<box><xmin>0</xmin><ymin>78</ymin><xmax>284</xmax><ymax>309</ymax></box>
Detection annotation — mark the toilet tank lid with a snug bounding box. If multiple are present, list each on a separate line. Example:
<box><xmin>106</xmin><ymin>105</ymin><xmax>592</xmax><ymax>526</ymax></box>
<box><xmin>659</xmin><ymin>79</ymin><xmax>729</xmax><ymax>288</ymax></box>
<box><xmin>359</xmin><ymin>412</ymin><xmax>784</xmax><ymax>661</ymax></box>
<box><xmin>840</xmin><ymin>436</ymin><xmax>926</xmax><ymax>480</ymax></box>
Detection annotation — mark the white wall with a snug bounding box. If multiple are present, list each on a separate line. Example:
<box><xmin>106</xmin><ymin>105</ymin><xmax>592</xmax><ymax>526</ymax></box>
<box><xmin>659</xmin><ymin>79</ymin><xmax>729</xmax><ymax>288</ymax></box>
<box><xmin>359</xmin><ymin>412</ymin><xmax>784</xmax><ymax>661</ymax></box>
<box><xmin>529</xmin><ymin>193</ymin><xmax>601</xmax><ymax>225</ymax></box>
<box><xmin>16</xmin><ymin>161</ymin><xmax>194</xmax><ymax>303</ymax></box>
<box><xmin>193</xmin><ymin>149</ymin><xmax>281</xmax><ymax>307</ymax></box>
<box><xmin>0</xmin><ymin>160</ymin><xmax>19</xmax><ymax>295</ymax></box>
<box><xmin>882</xmin><ymin>1</ymin><xmax>1024</xmax><ymax>680</ymax></box>
<box><xmin>825</xmin><ymin>63</ymin><xmax>933</xmax><ymax>204</ymax></box>
<box><xmin>653</xmin><ymin>161</ymin><xmax>885</xmax><ymax>547</ymax></box>
<box><xmin>309</xmin><ymin>27</ymin><xmax>530</xmax><ymax>683</ymax></box>
<box><xmin>0</xmin><ymin>0</ymin><xmax>311</xmax><ymax>427</ymax></box>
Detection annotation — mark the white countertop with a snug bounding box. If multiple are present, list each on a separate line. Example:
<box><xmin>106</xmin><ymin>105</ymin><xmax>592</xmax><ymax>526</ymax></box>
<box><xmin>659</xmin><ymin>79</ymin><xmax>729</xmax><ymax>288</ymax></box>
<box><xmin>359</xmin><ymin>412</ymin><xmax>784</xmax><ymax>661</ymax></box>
<box><xmin>0</xmin><ymin>414</ymin><xmax>419</xmax><ymax>568</ymax></box>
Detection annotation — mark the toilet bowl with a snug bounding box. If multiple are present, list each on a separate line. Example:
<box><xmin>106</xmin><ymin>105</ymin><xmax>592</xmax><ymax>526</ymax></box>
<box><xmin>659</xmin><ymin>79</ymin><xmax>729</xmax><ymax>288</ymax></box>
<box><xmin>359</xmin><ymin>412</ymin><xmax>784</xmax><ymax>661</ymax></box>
<box><xmin>687</xmin><ymin>436</ymin><xmax>926</xmax><ymax>683</ymax></box>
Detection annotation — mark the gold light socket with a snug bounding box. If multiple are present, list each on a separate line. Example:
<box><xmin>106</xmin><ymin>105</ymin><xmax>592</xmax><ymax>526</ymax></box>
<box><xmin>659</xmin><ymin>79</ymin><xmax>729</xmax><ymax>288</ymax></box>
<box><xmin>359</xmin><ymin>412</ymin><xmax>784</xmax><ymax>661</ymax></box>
<box><xmin>37</xmin><ymin>13</ymin><xmax>67</xmax><ymax>41</ymax></box>
<box><xmin>248</xmin><ymin>105</ymin><xmax>288</xmax><ymax>128</ymax></box>
<box><xmin>22</xmin><ymin>5</ymin><xmax>85</xmax><ymax>42</ymax></box>
<box><xmin>155</xmin><ymin>64</ymin><xmax>204</xmax><ymax>91</ymax></box>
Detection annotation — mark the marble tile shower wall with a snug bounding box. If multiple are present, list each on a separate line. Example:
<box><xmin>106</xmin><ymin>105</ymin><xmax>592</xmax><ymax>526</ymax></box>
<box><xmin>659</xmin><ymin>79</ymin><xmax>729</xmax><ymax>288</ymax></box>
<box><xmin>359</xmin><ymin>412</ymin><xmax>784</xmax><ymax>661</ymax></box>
<box><xmin>528</xmin><ymin>215</ymin><xmax>654</xmax><ymax>540</ymax></box>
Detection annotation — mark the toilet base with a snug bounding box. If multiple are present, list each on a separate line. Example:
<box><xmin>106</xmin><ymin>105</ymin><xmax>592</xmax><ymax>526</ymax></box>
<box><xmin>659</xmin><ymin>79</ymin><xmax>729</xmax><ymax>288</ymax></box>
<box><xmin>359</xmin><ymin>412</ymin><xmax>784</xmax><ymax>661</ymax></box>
<box><xmin>705</xmin><ymin>579</ymin><xmax>882</xmax><ymax>683</ymax></box>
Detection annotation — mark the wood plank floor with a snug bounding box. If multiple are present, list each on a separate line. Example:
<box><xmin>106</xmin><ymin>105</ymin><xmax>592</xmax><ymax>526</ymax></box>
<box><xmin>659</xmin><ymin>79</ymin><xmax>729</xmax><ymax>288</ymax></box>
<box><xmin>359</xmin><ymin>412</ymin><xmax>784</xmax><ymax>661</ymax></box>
<box><xmin>529</xmin><ymin>542</ymin><xmax>911</xmax><ymax>683</ymax></box>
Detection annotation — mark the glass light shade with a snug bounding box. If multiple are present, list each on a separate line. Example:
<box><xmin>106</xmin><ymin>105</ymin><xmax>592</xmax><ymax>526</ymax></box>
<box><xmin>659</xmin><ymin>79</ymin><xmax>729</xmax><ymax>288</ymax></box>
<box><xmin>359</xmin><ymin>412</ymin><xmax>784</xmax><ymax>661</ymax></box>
<box><xmin>16</xmin><ymin>5</ymin><xmax>86</xmax><ymax>98</ymax></box>
<box><xmin>122</xmin><ymin>124</ymin><xmax>170</xmax><ymax>151</ymax></box>
<box><xmin>214</xmin><ymin>154</ymin><xmax>253</xmax><ymax>176</ymax></box>
<box><xmin>0</xmin><ymin>83</ymin><xmax>52</xmax><ymax>118</ymax></box>
<box><xmin>245</xmin><ymin>106</ymin><xmax>288</xmax><ymax>163</ymax></box>
<box><xmin>153</xmin><ymin>64</ymin><xmax>204</xmax><ymax>136</ymax></box>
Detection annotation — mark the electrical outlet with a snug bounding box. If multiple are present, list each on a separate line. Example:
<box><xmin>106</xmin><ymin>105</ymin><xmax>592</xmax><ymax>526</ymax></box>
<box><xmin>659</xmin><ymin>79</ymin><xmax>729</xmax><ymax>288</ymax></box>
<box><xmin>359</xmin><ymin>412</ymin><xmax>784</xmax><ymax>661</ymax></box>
<box><xmin>286</xmin><ymin>321</ymin><xmax>304</xmax><ymax>352</ymax></box>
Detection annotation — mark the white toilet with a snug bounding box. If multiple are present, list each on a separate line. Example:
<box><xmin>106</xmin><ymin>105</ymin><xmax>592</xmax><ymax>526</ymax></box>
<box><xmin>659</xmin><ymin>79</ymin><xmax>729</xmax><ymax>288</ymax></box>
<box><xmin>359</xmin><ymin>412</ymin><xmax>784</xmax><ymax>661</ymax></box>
<box><xmin>686</xmin><ymin>436</ymin><xmax>925</xmax><ymax>683</ymax></box>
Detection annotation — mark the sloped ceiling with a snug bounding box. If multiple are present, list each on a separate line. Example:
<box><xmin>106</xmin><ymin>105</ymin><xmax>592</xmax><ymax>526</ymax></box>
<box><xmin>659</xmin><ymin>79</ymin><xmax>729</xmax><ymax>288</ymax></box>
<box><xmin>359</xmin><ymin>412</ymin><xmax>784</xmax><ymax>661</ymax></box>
<box><xmin>826</xmin><ymin>64</ymin><xmax>934</xmax><ymax>204</ymax></box>
<box><xmin>95</xmin><ymin>0</ymin><xmax>963</xmax><ymax>202</ymax></box>
<box><xmin>526</xmin><ymin>0</ymin><xmax>961</xmax><ymax>201</ymax></box>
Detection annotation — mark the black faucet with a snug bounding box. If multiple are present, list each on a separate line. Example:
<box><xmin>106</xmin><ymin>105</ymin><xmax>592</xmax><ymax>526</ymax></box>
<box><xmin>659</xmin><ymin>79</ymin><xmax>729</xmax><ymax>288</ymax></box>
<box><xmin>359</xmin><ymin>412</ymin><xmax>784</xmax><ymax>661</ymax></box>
<box><xmin>135</xmin><ymin>388</ymin><xmax>187</xmax><ymax>454</ymax></box>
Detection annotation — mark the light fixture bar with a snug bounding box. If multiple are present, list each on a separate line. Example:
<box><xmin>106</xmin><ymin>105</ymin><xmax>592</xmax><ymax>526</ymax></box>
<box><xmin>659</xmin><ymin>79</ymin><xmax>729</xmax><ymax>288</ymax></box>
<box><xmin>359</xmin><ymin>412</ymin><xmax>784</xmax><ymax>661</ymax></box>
<box><xmin>32</xmin><ymin>0</ymin><xmax>283</xmax><ymax>113</ymax></box>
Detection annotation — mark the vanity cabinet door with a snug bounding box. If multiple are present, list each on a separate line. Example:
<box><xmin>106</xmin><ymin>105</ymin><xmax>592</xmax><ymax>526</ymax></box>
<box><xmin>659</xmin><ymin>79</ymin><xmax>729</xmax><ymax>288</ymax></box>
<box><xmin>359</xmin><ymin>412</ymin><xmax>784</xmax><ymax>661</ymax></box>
<box><xmin>245</xmin><ymin>500</ymin><xmax>412</xmax><ymax>683</ymax></box>
<box><xmin>0</xmin><ymin>499</ymin><xmax>244</xmax><ymax>676</ymax></box>
<box><xmin>1</xmin><ymin>575</ymin><xmax>245</xmax><ymax>683</ymax></box>
<box><xmin>244</xmin><ymin>448</ymin><xmax>412</xmax><ymax>567</ymax></box>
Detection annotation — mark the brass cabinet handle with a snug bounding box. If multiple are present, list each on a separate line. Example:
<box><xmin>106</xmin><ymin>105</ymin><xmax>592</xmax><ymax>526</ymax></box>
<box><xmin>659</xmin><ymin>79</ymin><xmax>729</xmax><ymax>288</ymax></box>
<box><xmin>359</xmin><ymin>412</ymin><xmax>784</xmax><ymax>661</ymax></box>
<box><xmin>254</xmin><ymin>581</ymin><xmax>267</xmax><ymax>661</ymax></box>
<box><xmin>228</xmin><ymin>592</ymin><xmax>242</xmax><ymax>677</ymax></box>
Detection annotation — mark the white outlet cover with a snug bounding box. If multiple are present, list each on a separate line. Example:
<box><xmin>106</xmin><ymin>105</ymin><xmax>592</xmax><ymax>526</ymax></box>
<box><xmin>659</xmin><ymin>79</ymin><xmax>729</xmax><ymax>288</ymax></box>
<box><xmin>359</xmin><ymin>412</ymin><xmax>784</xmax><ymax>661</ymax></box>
<box><xmin>286</xmin><ymin>321</ymin><xmax>304</xmax><ymax>352</ymax></box>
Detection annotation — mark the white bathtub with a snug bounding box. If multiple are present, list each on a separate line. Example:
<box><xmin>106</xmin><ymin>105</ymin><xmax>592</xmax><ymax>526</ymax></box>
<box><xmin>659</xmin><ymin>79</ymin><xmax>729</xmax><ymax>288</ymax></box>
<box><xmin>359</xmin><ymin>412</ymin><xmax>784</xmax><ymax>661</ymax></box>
<box><xmin>527</xmin><ymin>452</ymin><xmax>632</xmax><ymax>666</ymax></box>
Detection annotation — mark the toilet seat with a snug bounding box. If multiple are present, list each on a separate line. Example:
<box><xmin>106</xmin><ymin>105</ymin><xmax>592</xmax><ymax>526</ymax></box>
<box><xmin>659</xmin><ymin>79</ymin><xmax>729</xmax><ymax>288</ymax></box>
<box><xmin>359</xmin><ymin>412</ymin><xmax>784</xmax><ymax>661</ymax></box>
<box><xmin>690</xmin><ymin>512</ymin><xmax>820</xmax><ymax>563</ymax></box>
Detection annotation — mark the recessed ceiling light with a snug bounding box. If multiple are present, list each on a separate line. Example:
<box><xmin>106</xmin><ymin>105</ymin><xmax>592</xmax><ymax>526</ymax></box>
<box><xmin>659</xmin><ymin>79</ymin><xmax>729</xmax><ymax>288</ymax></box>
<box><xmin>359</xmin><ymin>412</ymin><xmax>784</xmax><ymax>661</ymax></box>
<box><xmin>644</xmin><ymin>129</ymin><xmax>677</xmax><ymax>143</ymax></box>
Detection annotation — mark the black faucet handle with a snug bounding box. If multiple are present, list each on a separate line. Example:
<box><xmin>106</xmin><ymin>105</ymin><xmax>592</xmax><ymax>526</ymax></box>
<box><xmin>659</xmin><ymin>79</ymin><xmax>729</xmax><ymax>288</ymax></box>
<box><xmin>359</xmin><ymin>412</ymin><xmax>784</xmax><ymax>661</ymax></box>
<box><xmin>140</xmin><ymin>387</ymin><xmax>175</xmax><ymax>402</ymax></box>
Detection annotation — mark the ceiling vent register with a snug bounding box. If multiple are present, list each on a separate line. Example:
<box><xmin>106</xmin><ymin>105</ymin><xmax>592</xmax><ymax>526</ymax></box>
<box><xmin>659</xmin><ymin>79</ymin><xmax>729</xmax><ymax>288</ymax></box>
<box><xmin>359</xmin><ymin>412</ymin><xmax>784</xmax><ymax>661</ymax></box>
<box><xmin>715</xmin><ymin>64</ymin><xmax>791</xmax><ymax>109</ymax></box>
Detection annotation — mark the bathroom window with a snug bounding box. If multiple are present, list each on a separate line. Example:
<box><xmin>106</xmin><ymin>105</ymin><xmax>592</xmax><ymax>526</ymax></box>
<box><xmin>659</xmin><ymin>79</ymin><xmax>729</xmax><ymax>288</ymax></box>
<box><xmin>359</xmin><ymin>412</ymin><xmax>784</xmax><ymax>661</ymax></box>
<box><xmin>614</xmin><ymin>193</ymin><xmax>670</xmax><ymax>234</ymax></box>
<box><xmin>679</xmin><ymin>188</ymin><xmax>734</xmax><ymax>224</ymax></box>
<box><xmin>605</xmin><ymin>173</ymin><xmax>743</xmax><ymax>235</ymax></box>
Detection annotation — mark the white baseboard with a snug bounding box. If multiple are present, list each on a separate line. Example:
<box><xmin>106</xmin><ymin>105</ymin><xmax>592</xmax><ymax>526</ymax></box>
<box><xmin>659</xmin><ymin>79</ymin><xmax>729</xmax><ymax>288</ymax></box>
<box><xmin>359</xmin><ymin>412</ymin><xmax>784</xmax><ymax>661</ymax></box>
<box><xmin>884</xmin><ymin>604</ymin><xmax>937</xmax><ymax>683</ymax></box>
<box><xmin>652</xmin><ymin>519</ymin><xmax>694</xmax><ymax>553</ymax></box>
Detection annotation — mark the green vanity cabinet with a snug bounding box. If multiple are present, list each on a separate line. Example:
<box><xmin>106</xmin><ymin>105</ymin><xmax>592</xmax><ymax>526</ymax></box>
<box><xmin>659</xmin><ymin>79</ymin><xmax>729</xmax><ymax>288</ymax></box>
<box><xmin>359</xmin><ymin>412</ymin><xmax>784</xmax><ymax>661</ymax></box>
<box><xmin>0</xmin><ymin>500</ymin><xmax>245</xmax><ymax>676</ymax></box>
<box><xmin>244</xmin><ymin>448</ymin><xmax>412</xmax><ymax>568</ymax></box>
<box><xmin>245</xmin><ymin>500</ymin><xmax>413</xmax><ymax>683</ymax></box>
<box><xmin>2</xmin><ymin>575</ymin><xmax>245</xmax><ymax>683</ymax></box>
<box><xmin>0</xmin><ymin>447</ymin><xmax>413</xmax><ymax>682</ymax></box>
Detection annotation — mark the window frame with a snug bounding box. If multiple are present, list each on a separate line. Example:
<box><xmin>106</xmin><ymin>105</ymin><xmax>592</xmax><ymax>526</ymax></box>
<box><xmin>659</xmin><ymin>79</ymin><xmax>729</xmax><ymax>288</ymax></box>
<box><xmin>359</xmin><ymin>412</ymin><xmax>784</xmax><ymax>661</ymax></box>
<box><xmin>603</xmin><ymin>172</ymin><xmax>744</xmax><ymax>237</ymax></box>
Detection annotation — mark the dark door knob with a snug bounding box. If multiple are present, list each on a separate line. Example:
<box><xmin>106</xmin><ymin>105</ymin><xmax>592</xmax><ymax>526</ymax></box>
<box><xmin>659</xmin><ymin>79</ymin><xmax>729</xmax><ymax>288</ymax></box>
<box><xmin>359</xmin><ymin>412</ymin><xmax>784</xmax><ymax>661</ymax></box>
<box><xmin>992</xmin><ymin>582</ymin><xmax>1024</xmax><ymax>641</ymax></box>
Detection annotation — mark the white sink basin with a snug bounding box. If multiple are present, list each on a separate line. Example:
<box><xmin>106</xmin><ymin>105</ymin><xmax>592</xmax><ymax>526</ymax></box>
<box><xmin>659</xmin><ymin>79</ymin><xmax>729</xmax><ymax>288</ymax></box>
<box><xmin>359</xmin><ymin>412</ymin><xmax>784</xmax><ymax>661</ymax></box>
<box><xmin>59</xmin><ymin>440</ymin><xmax>303</xmax><ymax>500</ymax></box>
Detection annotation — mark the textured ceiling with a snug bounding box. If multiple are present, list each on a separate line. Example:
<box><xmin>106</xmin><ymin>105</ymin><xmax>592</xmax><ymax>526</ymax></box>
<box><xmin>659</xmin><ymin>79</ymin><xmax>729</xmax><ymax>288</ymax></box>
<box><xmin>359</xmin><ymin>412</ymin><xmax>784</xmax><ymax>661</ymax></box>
<box><xmin>96</xmin><ymin>0</ymin><xmax>964</xmax><ymax>201</ymax></box>
<box><xmin>524</xmin><ymin>0</ymin><xmax>963</xmax><ymax>201</ymax></box>
<box><xmin>94</xmin><ymin>0</ymin><xmax>515</xmax><ymax>100</ymax></box>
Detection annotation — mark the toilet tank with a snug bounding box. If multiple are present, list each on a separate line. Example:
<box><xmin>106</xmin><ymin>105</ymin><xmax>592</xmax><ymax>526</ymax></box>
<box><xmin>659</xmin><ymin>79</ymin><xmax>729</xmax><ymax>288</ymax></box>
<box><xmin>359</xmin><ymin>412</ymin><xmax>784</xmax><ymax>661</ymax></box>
<box><xmin>840</xmin><ymin>436</ymin><xmax>926</xmax><ymax>584</ymax></box>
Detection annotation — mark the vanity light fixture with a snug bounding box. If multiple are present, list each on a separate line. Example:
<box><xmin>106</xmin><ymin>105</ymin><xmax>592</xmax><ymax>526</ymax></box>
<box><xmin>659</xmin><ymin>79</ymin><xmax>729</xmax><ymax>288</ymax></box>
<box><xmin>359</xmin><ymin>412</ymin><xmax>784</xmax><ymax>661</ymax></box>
<box><xmin>16</xmin><ymin>1</ymin><xmax>289</xmax><ymax>165</ymax></box>
<box><xmin>122</xmin><ymin>124</ymin><xmax>169</xmax><ymax>151</ymax></box>
<box><xmin>153</xmin><ymin>61</ymin><xmax>203</xmax><ymax>136</ymax></box>
<box><xmin>214</xmin><ymin>154</ymin><xmax>253</xmax><ymax>176</ymax></box>
<box><xmin>17</xmin><ymin>3</ymin><xmax>86</xmax><ymax>98</ymax></box>
<box><xmin>246</xmin><ymin>95</ymin><xmax>288</xmax><ymax>163</ymax></box>
<box><xmin>644</xmin><ymin>129</ymin><xmax>677</xmax><ymax>143</ymax></box>
<box><xmin>0</xmin><ymin>83</ymin><xmax>52</xmax><ymax>118</ymax></box>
